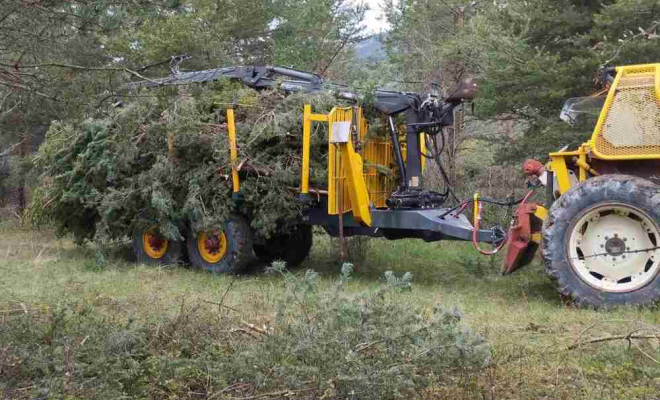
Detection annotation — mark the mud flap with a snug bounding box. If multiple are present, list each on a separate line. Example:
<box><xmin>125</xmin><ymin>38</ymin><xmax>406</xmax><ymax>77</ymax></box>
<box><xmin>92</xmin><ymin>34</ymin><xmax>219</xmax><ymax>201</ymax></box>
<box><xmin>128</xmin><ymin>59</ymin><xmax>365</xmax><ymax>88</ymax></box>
<box><xmin>501</xmin><ymin>203</ymin><xmax>546</xmax><ymax>275</ymax></box>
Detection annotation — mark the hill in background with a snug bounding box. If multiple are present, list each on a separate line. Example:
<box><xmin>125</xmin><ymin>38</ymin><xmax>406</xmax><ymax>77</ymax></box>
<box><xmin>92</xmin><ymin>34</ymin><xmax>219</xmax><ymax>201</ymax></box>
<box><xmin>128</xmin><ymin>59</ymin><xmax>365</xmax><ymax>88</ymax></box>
<box><xmin>355</xmin><ymin>34</ymin><xmax>386</xmax><ymax>61</ymax></box>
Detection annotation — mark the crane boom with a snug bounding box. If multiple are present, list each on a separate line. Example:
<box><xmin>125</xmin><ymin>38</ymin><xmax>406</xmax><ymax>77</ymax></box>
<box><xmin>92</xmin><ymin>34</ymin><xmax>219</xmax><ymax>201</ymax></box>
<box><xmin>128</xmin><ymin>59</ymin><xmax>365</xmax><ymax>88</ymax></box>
<box><xmin>124</xmin><ymin>65</ymin><xmax>434</xmax><ymax>116</ymax></box>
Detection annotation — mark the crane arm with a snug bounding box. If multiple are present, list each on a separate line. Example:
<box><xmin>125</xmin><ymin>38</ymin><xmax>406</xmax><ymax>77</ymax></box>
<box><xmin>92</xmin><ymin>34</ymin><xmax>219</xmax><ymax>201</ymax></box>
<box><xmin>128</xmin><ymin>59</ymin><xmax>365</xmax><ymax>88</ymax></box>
<box><xmin>123</xmin><ymin>65</ymin><xmax>425</xmax><ymax>116</ymax></box>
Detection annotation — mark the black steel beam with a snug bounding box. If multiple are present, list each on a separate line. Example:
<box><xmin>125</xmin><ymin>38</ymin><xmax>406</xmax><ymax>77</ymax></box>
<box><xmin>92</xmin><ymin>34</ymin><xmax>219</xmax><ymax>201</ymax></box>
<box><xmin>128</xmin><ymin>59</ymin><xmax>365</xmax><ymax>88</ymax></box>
<box><xmin>304</xmin><ymin>205</ymin><xmax>497</xmax><ymax>244</ymax></box>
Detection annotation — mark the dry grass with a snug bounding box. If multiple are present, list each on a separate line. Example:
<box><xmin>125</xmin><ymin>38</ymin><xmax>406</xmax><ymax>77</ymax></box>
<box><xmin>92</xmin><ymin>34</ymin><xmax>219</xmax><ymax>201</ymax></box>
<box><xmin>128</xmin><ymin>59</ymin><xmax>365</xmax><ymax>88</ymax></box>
<box><xmin>2</xmin><ymin>222</ymin><xmax>660</xmax><ymax>399</ymax></box>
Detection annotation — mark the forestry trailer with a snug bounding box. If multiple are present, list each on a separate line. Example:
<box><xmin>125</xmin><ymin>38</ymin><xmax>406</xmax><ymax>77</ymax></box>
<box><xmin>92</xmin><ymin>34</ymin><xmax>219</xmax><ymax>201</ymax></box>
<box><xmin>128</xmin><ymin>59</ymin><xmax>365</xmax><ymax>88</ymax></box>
<box><xmin>128</xmin><ymin>62</ymin><xmax>660</xmax><ymax>308</ymax></box>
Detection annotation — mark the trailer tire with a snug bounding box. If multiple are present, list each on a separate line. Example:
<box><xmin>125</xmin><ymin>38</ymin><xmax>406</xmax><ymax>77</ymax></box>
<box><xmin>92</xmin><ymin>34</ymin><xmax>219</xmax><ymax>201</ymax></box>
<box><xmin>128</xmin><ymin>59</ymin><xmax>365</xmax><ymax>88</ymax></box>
<box><xmin>253</xmin><ymin>224</ymin><xmax>313</xmax><ymax>268</ymax></box>
<box><xmin>133</xmin><ymin>225</ymin><xmax>185</xmax><ymax>265</ymax></box>
<box><xmin>542</xmin><ymin>175</ymin><xmax>660</xmax><ymax>308</ymax></box>
<box><xmin>187</xmin><ymin>214</ymin><xmax>253</xmax><ymax>274</ymax></box>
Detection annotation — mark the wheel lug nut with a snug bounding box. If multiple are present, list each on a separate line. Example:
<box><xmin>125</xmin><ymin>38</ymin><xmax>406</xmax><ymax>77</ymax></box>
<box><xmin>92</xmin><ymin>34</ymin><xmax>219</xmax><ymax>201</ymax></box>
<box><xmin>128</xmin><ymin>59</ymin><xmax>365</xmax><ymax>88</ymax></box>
<box><xmin>624</xmin><ymin>238</ymin><xmax>628</xmax><ymax>242</ymax></box>
<box><xmin>605</xmin><ymin>236</ymin><xmax>609</xmax><ymax>240</ymax></box>
<box><xmin>600</xmin><ymin>244</ymin><xmax>605</xmax><ymax>248</ymax></box>
<box><xmin>614</xmin><ymin>233</ymin><xmax>618</xmax><ymax>238</ymax></box>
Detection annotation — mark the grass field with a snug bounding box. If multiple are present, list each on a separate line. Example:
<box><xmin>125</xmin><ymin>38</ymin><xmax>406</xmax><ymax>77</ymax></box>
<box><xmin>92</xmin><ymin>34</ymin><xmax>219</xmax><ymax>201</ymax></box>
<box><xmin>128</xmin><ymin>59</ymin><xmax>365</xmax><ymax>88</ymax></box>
<box><xmin>2</xmin><ymin>220</ymin><xmax>660</xmax><ymax>399</ymax></box>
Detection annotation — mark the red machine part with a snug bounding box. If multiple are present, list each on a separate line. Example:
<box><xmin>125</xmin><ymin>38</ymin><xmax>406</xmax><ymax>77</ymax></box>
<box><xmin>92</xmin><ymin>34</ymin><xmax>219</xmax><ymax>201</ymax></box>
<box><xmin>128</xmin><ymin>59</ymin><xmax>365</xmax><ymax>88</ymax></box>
<box><xmin>522</xmin><ymin>159</ymin><xmax>545</xmax><ymax>177</ymax></box>
<box><xmin>501</xmin><ymin>202</ymin><xmax>542</xmax><ymax>275</ymax></box>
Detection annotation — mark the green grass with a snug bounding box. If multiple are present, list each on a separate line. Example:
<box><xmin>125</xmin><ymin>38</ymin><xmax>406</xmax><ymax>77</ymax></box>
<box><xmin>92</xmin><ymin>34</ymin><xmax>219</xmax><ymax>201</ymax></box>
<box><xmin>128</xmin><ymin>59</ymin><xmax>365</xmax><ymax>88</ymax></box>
<box><xmin>2</xmin><ymin>223</ymin><xmax>660</xmax><ymax>399</ymax></box>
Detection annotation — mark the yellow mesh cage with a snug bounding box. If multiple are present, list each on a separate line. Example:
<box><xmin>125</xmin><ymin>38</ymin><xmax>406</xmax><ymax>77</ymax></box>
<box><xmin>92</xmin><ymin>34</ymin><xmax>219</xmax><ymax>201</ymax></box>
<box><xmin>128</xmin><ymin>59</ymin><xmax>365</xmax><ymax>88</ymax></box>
<box><xmin>592</xmin><ymin>64</ymin><xmax>660</xmax><ymax>159</ymax></box>
<box><xmin>359</xmin><ymin>109</ymin><xmax>395</xmax><ymax>209</ymax></box>
<box><xmin>327</xmin><ymin>107</ymin><xmax>396</xmax><ymax>215</ymax></box>
<box><xmin>327</xmin><ymin>108</ymin><xmax>354</xmax><ymax>215</ymax></box>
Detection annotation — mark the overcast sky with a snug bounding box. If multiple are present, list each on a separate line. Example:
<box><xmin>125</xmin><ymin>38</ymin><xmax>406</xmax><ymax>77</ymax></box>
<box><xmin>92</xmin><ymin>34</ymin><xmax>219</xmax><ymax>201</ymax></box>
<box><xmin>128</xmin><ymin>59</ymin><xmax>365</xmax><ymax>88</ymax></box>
<box><xmin>362</xmin><ymin>0</ymin><xmax>390</xmax><ymax>33</ymax></box>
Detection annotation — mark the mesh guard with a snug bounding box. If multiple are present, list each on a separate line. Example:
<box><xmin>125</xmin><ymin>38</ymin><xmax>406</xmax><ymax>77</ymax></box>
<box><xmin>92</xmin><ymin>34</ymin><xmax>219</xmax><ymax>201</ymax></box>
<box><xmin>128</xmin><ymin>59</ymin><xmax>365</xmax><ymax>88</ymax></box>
<box><xmin>593</xmin><ymin>64</ymin><xmax>660</xmax><ymax>159</ymax></box>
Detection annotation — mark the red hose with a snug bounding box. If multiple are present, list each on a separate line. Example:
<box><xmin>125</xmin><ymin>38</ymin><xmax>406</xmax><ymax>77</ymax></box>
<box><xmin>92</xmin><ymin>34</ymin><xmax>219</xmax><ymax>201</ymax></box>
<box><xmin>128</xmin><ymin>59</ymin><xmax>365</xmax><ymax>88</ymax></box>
<box><xmin>471</xmin><ymin>191</ymin><xmax>534</xmax><ymax>256</ymax></box>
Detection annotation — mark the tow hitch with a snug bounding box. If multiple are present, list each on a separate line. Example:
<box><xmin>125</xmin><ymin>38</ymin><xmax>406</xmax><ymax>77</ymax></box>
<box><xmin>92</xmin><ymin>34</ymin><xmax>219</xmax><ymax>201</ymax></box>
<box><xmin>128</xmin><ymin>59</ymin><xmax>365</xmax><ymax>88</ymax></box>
<box><xmin>501</xmin><ymin>202</ymin><xmax>546</xmax><ymax>275</ymax></box>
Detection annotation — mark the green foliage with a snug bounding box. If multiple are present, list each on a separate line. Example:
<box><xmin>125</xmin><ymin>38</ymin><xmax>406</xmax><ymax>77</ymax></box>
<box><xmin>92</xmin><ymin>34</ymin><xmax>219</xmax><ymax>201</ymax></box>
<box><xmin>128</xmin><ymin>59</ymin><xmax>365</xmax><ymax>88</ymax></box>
<box><xmin>386</xmin><ymin>0</ymin><xmax>660</xmax><ymax>163</ymax></box>
<box><xmin>465</xmin><ymin>0</ymin><xmax>660</xmax><ymax>161</ymax></box>
<box><xmin>0</xmin><ymin>1</ymin><xmax>173</xmax><ymax>146</ymax></box>
<box><xmin>384</xmin><ymin>0</ymin><xmax>475</xmax><ymax>92</ymax></box>
<box><xmin>28</xmin><ymin>82</ymin><xmax>346</xmax><ymax>243</ymax></box>
<box><xmin>384</xmin><ymin>270</ymin><xmax>413</xmax><ymax>291</ymax></box>
<box><xmin>1</xmin><ymin>266</ymin><xmax>490</xmax><ymax>399</ymax></box>
<box><xmin>272</xmin><ymin>0</ymin><xmax>367</xmax><ymax>74</ymax></box>
<box><xmin>253</xmin><ymin>263</ymin><xmax>491</xmax><ymax>399</ymax></box>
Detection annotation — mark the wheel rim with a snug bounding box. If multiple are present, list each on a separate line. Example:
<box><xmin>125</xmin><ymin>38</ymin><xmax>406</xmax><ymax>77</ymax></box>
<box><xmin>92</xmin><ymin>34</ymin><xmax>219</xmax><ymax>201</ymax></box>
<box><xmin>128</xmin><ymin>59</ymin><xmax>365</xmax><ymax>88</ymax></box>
<box><xmin>568</xmin><ymin>203</ymin><xmax>660</xmax><ymax>293</ymax></box>
<box><xmin>142</xmin><ymin>226</ymin><xmax>169</xmax><ymax>259</ymax></box>
<box><xmin>198</xmin><ymin>230</ymin><xmax>228</xmax><ymax>263</ymax></box>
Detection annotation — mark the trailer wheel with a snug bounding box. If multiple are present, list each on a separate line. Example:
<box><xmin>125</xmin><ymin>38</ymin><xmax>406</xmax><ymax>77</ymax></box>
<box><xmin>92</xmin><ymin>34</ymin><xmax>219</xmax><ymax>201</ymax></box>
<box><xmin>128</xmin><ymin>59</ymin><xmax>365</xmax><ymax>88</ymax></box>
<box><xmin>133</xmin><ymin>225</ymin><xmax>184</xmax><ymax>265</ymax></box>
<box><xmin>542</xmin><ymin>175</ymin><xmax>660</xmax><ymax>308</ymax></box>
<box><xmin>253</xmin><ymin>225</ymin><xmax>313</xmax><ymax>268</ymax></box>
<box><xmin>187</xmin><ymin>214</ymin><xmax>253</xmax><ymax>273</ymax></box>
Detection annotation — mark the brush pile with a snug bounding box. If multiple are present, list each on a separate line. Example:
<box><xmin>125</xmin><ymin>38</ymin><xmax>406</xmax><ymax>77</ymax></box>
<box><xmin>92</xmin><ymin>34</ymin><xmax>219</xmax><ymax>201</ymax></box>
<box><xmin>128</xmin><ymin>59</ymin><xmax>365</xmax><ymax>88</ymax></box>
<box><xmin>29</xmin><ymin>80</ymin><xmax>349</xmax><ymax>243</ymax></box>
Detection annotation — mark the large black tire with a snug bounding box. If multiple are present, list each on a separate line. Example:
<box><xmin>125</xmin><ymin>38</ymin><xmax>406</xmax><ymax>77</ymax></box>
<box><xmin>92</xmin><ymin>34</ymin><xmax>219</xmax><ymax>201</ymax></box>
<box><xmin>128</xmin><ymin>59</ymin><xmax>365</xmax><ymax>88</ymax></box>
<box><xmin>542</xmin><ymin>175</ymin><xmax>660</xmax><ymax>308</ymax></box>
<box><xmin>132</xmin><ymin>225</ymin><xmax>185</xmax><ymax>265</ymax></box>
<box><xmin>253</xmin><ymin>224</ymin><xmax>313</xmax><ymax>268</ymax></box>
<box><xmin>186</xmin><ymin>214</ymin><xmax>253</xmax><ymax>274</ymax></box>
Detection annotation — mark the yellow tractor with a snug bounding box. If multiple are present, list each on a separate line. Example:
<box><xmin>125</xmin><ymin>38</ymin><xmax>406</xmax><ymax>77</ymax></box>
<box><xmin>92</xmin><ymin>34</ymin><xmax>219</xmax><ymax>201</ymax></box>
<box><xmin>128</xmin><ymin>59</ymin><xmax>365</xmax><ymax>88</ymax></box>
<box><xmin>509</xmin><ymin>63</ymin><xmax>660</xmax><ymax>307</ymax></box>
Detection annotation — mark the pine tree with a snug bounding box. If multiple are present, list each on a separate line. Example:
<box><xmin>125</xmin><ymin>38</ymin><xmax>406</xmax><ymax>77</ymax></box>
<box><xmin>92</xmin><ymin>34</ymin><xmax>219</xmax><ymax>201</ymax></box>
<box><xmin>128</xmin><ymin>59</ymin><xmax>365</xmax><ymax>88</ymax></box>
<box><xmin>467</xmin><ymin>0</ymin><xmax>660</xmax><ymax>161</ymax></box>
<box><xmin>385</xmin><ymin>0</ymin><xmax>660</xmax><ymax>162</ymax></box>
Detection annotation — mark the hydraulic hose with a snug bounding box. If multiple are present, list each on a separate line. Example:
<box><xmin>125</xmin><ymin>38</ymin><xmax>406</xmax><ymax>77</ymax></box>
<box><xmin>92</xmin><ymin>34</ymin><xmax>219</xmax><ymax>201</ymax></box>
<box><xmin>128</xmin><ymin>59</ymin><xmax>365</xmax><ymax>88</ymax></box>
<box><xmin>471</xmin><ymin>190</ymin><xmax>534</xmax><ymax>256</ymax></box>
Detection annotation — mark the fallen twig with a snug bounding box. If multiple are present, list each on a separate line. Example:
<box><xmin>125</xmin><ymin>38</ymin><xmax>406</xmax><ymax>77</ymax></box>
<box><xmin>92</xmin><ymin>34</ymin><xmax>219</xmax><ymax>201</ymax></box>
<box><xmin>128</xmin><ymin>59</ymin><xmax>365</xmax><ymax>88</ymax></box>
<box><xmin>228</xmin><ymin>387</ymin><xmax>315</xmax><ymax>400</ymax></box>
<box><xmin>230</xmin><ymin>328</ymin><xmax>260</xmax><ymax>339</ymax></box>
<box><xmin>631</xmin><ymin>339</ymin><xmax>660</xmax><ymax>364</ymax></box>
<box><xmin>202</xmin><ymin>300</ymin><xmax>239</xmax><ymax>313</ymax></box>
<box><xmin>219</xmin><ymin>276</ymin><xmax>238</xmax><ymax>311</ymax></box>
<box><xmin>567</xmin><ymin>334</ymin><xmax>659</xmax><ymax>350</ymax></box>
<box><xmin>0</xmin><ymin>307</ymin><xmax>47</xmax><ymax>315</ymax></box>
<box><xmin>241</xmin><ymin>321</ymin><xmax>270</xmax><ymax>336</ymax></box>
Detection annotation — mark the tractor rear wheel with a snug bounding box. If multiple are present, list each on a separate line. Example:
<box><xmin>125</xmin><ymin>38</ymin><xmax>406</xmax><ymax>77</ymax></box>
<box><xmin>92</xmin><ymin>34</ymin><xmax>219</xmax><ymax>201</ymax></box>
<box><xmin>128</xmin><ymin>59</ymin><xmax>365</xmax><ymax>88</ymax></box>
<box><xmin>542</xmin><ymin>175</ymin><xmax>660</xmax><ymax>308</ymax></box>
<box><xmin>186</xmin><ymin>214</ymin><xmax>253</xmax><ymax>273</ymax></box>
<box><xmin>253</xmin><ymin>224</ymin><xmax>313</xmax><ymax>268</ymax></box>
<box><xmin>133</xmin><ymin>225</ymin><xmax>185</xmax><ymax>265</ymax></box>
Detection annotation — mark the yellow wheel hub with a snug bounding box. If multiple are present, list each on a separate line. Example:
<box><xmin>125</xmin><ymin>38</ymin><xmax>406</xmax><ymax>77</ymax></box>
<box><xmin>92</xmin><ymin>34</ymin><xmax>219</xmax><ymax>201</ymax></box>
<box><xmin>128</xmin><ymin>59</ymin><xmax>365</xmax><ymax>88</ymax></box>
<box><xmin>198</xmin><ymin>230</ymin><xmax>228</xmax><ymax>263</ymax></box>
<box><xmin>142</xmin><ymin>227</ymin><xmax>169</xmax><ymax>259</ymax></box>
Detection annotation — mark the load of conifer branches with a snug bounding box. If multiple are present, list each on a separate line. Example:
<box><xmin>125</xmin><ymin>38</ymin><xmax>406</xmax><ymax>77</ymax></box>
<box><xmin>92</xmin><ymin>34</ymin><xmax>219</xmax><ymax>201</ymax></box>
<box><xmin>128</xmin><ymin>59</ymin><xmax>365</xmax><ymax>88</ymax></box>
<box><xmin>28</xmin><ymin>80</ymin><xmax>350</xmax><ymax>243</ymax></box>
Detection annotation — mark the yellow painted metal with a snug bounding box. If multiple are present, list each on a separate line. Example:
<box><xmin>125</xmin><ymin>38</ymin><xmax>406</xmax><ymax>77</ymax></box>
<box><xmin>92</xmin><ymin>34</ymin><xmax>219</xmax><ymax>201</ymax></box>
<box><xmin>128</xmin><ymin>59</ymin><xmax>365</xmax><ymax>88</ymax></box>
<box><xmin>420</xmin><ymin>133</ymin><xmax>427</xmax><ymax>170</ymax></box>
<box><xmin>327</xmin><ymin>107</ymin><xmax>371</xmax><ymax>225</ymax></box>
<box><xmin>142</xmin><ymin>227</ymin><xmax>169</xmax><ymax>259</ymax></box>
<box><xmin>299</xmin><ymin>104</ymin><xmax>393</xmax><ymax>219</ymax></box>
<box><xmin>198</xmin><ymin>231</ymin><xmax>228</xmax><ymax>263</ymax></box>
<box><xmin>574</xmin><ymin>154</ymin><xmax>601</xmax><ymax>177</ymax></box>
<box><xmin>301</xmin><ymin>105</ymin><xmax>312</xmax><ymax>195</ymax></box>
<box><xmin>340</xmin><ymin>141</ymin><xmax>372</xmax><ymax>226</ymax></box>
<box><xmin>589</xmin><ymin>63</ymin><xmax>660</xmax><ymax>160</ymax></box>
<box><xmin>548</xmin><ymin>155</ymin><xmax>572</xmax><ymax>195</ymax></box>
<box><xmin>473</xmin><ymin>193</ymin><xmax>480</xmax><ymax>226</ymax></box>
<box><xmin>529</xmin><ymin>207</ymin><xmax>548</xmax><ymax>245</ymax></box>
<box><xmin>534</xmin><ymin>205</ymin><xmax>548</xmax><ymax>221</ymax></box>
<box><xmin>657</xmin><ymin>64</ymin><xmax>660</xmax><ymax>101</ymax></box>
<box><xmin>226</xmin><ymin>109</ymin><xmax>240</xmax><ymax>193</ymax></box>
<box><xmin>547</xmin><ymin>145</ymin><xmax>600</xmax><ymax>194</ymax></box>
<box><xmin>358</xmin><ymin>108</ymin><xmax>395</xmax><ymax>208</ymax></box>
<box><xmin>309</xmin><ymin>114</ymin><xmax>328</xmax><ymax>122</ymax></box>
<box><xmin>578</xmin><ymin>147</ymin><xmax>587</xmax><ymax>182</ymax></box>
<box><xmin>327</xmin><ymin>107</ymin><xmax>345</xmax><ymax>215</ymax></box>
